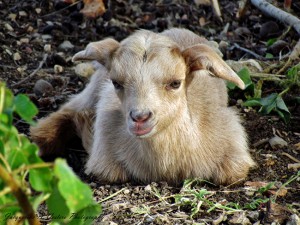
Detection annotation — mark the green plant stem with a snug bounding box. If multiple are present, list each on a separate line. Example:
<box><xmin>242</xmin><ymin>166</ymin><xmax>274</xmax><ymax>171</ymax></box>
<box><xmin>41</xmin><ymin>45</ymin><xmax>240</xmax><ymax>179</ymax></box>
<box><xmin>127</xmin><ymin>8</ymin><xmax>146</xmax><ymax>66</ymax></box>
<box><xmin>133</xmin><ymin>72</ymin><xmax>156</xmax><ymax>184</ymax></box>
<box><xmin>0</xmin><ymin>153</ymin><xmax>11</xmax><ymax>173</ymax></box>
<box><xmin>0</xmin><ymin>84</ymin><xmax>5</xmax><ymax>113</ymax></box>
<box><xmin>13</xmin><ymin>162</ymin><xmax>53</xmax><ymax>175</ymax></box>
<box><xmin>98</xmin><ymin>188</ymin><xmax>126</xmax><ymax>203</ymax></box>
<box><xmin>279</xmin><ymin>86</ymin><xmax>290</xmax><ymax>96</ymax></box>
<box><xmin>0</xmin><ymin>164</ymin><xmax>40</xmax><ymax>225</ymax></box>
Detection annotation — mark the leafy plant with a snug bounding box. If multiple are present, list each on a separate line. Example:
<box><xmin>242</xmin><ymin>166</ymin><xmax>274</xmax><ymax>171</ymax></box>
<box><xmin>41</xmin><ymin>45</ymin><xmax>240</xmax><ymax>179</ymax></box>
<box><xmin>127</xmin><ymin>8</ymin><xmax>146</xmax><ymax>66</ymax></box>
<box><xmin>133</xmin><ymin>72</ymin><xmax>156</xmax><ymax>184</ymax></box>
<box><xmin>0</xmin><ymin>83</ymin><xmax>101</xmax><ymax>225</ymax></box>
<box><xmin>228</xmin><ymin>67</ymin><xmax>294</xmax><ymax>123</ymax></box>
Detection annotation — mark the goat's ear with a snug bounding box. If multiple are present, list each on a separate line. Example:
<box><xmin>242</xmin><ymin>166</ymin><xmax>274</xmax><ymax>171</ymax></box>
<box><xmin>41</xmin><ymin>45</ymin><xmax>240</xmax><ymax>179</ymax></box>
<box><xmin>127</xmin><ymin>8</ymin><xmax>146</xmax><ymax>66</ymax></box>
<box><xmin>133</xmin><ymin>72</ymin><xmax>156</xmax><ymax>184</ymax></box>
<box><xmin>182</xmin><ymin>44</ymin><xmax>245</xmax><ymax>89</ymax></box>
<box><xmin>72</xmin><ymin>38</ymin><xmax>120</xmax><ymax>67</ymax></box>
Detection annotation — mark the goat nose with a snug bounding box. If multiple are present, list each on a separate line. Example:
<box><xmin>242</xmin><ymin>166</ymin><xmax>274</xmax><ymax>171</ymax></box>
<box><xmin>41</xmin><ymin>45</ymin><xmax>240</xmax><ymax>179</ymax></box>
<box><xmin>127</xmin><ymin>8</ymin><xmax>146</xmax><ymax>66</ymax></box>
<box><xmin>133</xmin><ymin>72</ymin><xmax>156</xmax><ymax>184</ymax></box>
<box><xmin>130</xmin><ymin>110</ymin><xmax>152</xmax><ymax>123</ymax></box>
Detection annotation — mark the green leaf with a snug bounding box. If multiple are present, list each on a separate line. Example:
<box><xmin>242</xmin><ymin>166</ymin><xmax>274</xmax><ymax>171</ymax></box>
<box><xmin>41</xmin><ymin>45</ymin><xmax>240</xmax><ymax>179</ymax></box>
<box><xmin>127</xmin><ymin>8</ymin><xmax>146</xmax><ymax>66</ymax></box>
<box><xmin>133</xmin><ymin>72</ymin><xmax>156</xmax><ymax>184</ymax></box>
<box><xmin>266</xmin><ymin>38</ymin><xmax>277</xmax><ymax>47</ymax></box>
<box><xmin>68</xmin><ymin>204</ymin><xmax>102</xmax><ymax>225</ymax></box>
<box><xmin>31</xmin><ymin>193</ymin><xmax>50</xmax><ymax>211</ymax></box>
<box><xmin>259</xmin><ymin>93</ymin><xmax>278</xmax><ymax>114</ymax></box>
<box><xmin>257</xmin><ymin>93</ymin><xmax>290</xmax><ymax>123</ymax></box>
<box><xmin>47</xmin><ymin>184</ymin><xmax>70</xmax><ymax>222</ymax></box>
<box><xmin>243</xmin><ymin>98</ymin><xmax>262</xmax><ymax>107</ymax></box>
<box><xmin>14</xmin><ymin>94</ymin><xmax>38</xmax><ymax>123</ymax></box>
<box><xmin>265</xmin><ymin>53</ymin><xmax>274</xmax><ymax>59</ymax></box>
<box><xmin>237</xmin><ymin>68</ymin><xmax>253</xmax><ymax>90</ymax></box>
<box><xmin>29</xmin><ymin>168</ymin><xmax>53</xmax><ymax>192</ymax></box>
<box><xmin>227</xmin><ymin>68</ymin><xmax>253</xmax><ymax>93</ymax></box>
<box><xmin>53</xmin><ymin>159</ymin><xmax>96</xmax><ymax>213</ymax></box>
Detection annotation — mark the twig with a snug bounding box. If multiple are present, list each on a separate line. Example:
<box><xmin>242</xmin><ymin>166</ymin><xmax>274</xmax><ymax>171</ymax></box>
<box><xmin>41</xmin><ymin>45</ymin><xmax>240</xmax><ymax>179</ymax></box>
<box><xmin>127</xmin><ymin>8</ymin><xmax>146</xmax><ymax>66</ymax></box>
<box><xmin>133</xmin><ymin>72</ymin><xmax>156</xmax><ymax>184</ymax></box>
<box><xmin>0</xmin><ymin>164</ymin><xmax>41</xmax><ymax>225</ymax></box>
<box><xmin>282</xmin><ymin>152</ymin><xmax>300</xmax><ymax>163</ymax></box>
<box><xmin>251</xmin><ymin>0</ymin><xmax>300</xmax><ymax>35</ymax></box>
<box><xmin>233</xmin><ymin>43</ymin><xmax>265</xmax><ymax>60</ymax></box>
<box><xmin>288</xmin><ymin>163</ymin><xmax>300</xmax><ymax>170</ymax></box>
<box><xmin>11</xmin><ymin>53</ymin><xmax>48</xmax><ymax>88</ymax></box>
<box><xmin>98</xmin><ymin>188</ymin><xmax>126</xmax><ymax>203</ymax></box>
<box><xmin>252</xmin><ymin>138</ymin><xmax>269</xmax><ymax>148</ymax></box>
<box><xmin>250</xmin><ymin>72</ymin><xmax>285</xmax><ymax>81</ymax></box>
<box><xmin>211</xmin><ymin>0</ymin><xmax>222</xmax><ymax>21</ymax></box>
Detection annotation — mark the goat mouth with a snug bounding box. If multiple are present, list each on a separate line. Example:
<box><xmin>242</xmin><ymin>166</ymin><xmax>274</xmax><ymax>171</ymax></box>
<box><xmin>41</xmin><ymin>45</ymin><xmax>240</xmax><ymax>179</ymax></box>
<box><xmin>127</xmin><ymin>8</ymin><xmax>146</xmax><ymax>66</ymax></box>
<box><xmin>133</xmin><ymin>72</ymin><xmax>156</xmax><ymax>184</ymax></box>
<box><xmin>130</xmin><ymin>123</ymin><xmax>154</xmax><ymax>137</ymax></box>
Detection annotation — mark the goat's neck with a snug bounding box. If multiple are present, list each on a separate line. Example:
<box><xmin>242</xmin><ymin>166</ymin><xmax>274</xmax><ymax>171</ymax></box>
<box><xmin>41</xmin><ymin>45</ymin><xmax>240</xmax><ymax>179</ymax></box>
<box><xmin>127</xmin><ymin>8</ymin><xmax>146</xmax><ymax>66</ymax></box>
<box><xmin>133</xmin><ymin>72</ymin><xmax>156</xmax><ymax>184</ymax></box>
<box><xmin>142</xmin><ymin>106</ymin><xmax>199</xmax><ymax>154</ymax></box>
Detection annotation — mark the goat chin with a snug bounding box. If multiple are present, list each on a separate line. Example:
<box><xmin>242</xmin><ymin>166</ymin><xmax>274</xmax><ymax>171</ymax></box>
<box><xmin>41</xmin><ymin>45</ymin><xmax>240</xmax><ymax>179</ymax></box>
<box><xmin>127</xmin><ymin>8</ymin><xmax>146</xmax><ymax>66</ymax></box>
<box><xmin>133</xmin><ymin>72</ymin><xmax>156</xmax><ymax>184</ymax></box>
<box><xmin>30</xmin><ymin>28</ymin><xmax>256</xmax><ymax>185</ymax></box>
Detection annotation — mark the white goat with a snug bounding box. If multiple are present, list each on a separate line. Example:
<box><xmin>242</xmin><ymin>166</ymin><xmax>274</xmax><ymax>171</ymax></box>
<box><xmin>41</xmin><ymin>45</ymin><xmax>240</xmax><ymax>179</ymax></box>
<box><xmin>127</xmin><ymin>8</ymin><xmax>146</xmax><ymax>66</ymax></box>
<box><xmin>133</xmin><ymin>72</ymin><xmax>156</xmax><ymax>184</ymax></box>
<box><xmin>31</xmin><ymin>28</ymin><xmax>255</xmax><ymax>185</ymax></box>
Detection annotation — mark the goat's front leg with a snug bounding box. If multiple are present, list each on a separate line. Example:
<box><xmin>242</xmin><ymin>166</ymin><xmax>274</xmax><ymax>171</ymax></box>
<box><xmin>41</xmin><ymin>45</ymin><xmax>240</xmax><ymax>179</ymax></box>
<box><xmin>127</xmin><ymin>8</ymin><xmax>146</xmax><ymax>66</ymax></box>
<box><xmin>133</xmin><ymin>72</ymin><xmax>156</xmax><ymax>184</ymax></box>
<box><xmin>30</xmin><ymin>69</ymin><xmax>108</xmax><ymax>160</ymax></box>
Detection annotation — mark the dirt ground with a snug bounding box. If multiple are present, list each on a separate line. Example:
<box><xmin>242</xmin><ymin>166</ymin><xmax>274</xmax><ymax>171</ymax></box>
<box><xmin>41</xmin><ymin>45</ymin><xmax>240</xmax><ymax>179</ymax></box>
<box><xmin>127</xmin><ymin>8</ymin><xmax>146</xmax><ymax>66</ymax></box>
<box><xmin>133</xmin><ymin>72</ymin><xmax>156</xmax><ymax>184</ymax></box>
<box><xmin>1</xmin><ymin>0</ymin><xmax>300</xmax><ymax>224</ymax></box>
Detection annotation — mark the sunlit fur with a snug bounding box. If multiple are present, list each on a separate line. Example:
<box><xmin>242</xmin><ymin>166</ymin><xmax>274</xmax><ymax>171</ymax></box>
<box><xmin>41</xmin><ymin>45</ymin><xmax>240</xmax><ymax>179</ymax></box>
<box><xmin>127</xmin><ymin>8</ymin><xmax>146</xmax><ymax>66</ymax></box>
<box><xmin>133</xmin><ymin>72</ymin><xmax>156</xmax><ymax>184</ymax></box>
<box><xmin>31</xmin><ymin>28</ymin><xmax>255</xmax><ymax>185</ymax></box>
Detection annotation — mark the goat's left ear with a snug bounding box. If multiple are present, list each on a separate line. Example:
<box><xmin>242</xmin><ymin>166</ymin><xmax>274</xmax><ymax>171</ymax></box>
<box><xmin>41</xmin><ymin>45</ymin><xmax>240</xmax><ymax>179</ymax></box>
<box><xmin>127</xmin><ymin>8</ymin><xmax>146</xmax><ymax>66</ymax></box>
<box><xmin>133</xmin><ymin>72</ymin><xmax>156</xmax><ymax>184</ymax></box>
<box><xmin>72</xmin><ymin>38</ymin><xmax>120</xmax><ymax>67</ymax></box>
<box><xmin>182</xmin><ymin>44</ymin><xmax>245</xmax><ymax>89</ymax></box>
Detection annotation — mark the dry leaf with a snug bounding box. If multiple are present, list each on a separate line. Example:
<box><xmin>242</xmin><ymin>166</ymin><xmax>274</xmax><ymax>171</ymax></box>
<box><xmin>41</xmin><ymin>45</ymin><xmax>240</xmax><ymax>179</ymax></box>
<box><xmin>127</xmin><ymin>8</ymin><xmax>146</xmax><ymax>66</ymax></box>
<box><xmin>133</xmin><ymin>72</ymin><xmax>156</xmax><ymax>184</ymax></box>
<box><xmin>245</xmin><ymin>181</ymin><xmax>270</xmax><ymax>188</ymax></box>
<box><xmin>245</xmin><ymin>181</ymin><xmax>288</xmax><ymax>197</ymax></box>
<box><xmin>268</xmin><ymin>188</ymin><xmax>288</xmax><ymax>197</ymax></box>
<box><xmin>81</xmin><ymin>0</ymin><xmax>106</xmax><ymax>18</ymax></box>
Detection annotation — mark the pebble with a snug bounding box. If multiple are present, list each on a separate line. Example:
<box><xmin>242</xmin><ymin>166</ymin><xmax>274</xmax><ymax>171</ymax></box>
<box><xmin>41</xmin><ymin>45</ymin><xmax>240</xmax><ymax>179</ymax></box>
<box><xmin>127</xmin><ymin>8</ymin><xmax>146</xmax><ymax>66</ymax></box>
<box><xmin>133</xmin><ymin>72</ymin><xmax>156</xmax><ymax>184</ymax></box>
<box><xmin>8</xmin><ymin>13</ymin><xmax>17</xmax><ymax>21</ymax></box>
<box><xmin>54</xmin><ymin>65</ymin><xmax>64</xmax><ymax>74</ymax></box>
<box><xmin>20</xmin><ymin>38</ymin><xmax>29</xmax><ymax>44</ymax></box>
<box><xmin>41</xmin><ymin>34</ymin><xmax>52</xmax><ymax>41</ymax></box>
<box><xmin>58</xmin><ymin>40</ymin><xmax>74</xmax><ymax>51</ymax></box>
<box><xmin>35</xmin><ymin>8</ymin><xmax>41</xmax><ymax>14</ymax></box>
<box><xmin>33</xmin><ymin>79</ymin><xmax>53</xmax><ymax>97</ymax></box>
<box><xmin>229</xmin><ymin>212</ymin><xmax>251</xmax><ymax>225</ymax></box>
<box><xmin>268</xmin><ymin>40</ymin><xmax>289</xmax><ymax>55</ymax></box>
<box><xmin>144</xmin><ymin>184</ymin><xmax>151</xmax><ymax>192</ymax></box>
<box><xmin>44</xmin><ymin>44</ymin><xmax>51</xmax><ymax>53</ymax></box>
<box><xmin>123</xmin><ymin>189</ymin><xmax>130</xmax><ymax>194</ymax></box>
<box><xmin>19</xmin><ymin>11</ymin><xmax>28</xmax><ymax>17</ymax></box>
<box><xmin>13</xmin><ymin>52</ymin><xmax>21</xmax><ymax>61</ymax></box>
<box><xmin>5</xmin><ymin>23</ymin><xmax>14</xmax><ymax>31</ymax></box>
<box><xmin>74</xmin><ymin>62</ymin><xmax>95</xmax><ymax>78</ymax></box>
<box><xmin>286</xmin><ymin>214</ymin><xmax>300</xmax><ymax>225</ymax></box>
<box><xmin>269</xmin><ymin>136</ymin><xmax>288</xmax><ymax>149</ymax></box>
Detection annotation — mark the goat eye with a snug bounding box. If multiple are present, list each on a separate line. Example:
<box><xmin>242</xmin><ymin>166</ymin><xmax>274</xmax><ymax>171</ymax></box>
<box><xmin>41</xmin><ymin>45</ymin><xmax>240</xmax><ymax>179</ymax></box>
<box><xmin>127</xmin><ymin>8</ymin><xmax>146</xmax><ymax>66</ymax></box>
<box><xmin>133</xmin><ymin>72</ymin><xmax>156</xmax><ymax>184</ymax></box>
<box><xmin>111</xmin><ymin>80</ymin><xmax>123</xmax><ymax>90</ymax></box>
<box><xmin>166</xmin><ymin>80</ymin><xmax>181</xmax><ymax>90</ymax></box>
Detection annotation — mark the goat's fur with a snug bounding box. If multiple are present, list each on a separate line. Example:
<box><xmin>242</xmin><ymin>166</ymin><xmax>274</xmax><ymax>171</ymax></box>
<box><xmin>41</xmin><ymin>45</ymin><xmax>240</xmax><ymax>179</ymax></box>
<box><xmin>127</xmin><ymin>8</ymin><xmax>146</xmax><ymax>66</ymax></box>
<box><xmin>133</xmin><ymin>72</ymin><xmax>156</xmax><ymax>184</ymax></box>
<box><xmin>31</xmin><ymin>28</ymin><xmax>255</xmax><ymax>185</ymax></box>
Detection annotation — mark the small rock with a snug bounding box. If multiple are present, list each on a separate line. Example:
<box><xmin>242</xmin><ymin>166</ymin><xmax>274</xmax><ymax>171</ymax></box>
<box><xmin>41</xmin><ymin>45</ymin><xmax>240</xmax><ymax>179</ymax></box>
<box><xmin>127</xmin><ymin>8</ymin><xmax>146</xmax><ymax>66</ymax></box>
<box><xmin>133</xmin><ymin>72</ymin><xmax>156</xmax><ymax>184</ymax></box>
<box><xmin>74</xmin><ymin>62</ymin><xmax>95</xmax><ymax>78</ymax></box>
<box><xmin>5</xmin><ymin>23</ymin><xmax>14</xmax><ymax>31</ymax></box>
<box><xmin>269</xmin><ymin>136</ymin><xmax>288</xmax><ymax>149</ymax></box>
<box><xmin>144</xmin><ymin>184</ymin><xmax>151</xmax><ymax>192</ymax></box>
<box><xmin>35</xmin><ymin>8</ymin><xmax>41</xmax><ymax>14</ymax></box>
<box><xmin>59</xmin><ymin>40</ymin><xmax>74</xmax><ymax>51</ymax></box>
<box><xmin>268</xmin><ymin>40</ymin><xmax>289</xmax><ymax>55</ymax></box>
<box><xmin>54</xmin><ymin>65</ymin><xmax>64</xmax><ymax>74</ymax></box>
<box><xmin>20</xmin><ymin>38</ymin><xmax>29</xmax><ymax>44</ymax></box>
<box><xmin>19</xmin><ymin>11</ymin><xmax>28</xmax><ymax>17</ymax></box>
<box><xmin>13</xmin><ymin>52</ymin><xmax>21</xmax><ymax>61</ymax></box>
<box><xmin>41</xmin><ymin>34</ymin><xmax>52</xmax><ymax>41</ymax></box>
<box><xmin>123</xmin><ymin>189</ymin><xmax>130</xmax><ymax>194</ymax></box>
<box><xmin>8</xmin><ymin>13</ymin><xmax>17</xmax><ymax>21</ymax></box>
<box><xmin>229</xmin><ymin>212</ymin><xmax>251</xmax><ymax>225</ymax></box>
<box><xmin>34</xmin><ymin>79</ymin><xmax>53</xmax><ymax>97</ymax></box>
<box><xmin>226</xmin><ymin>59</ymin><xmax>263</xmax><ymax>73</ymax></box>
<box><xmin>260</xmin><ymin>21</ymin><xmax>279</xmax><ymax>39</ymax></box>
<box><xmin>89</xmin><ymin>182</ymin><xmax>97</xmax><ymax>188</ymax></box>
<box><xmin>286</xmin><ymin>214</ymin><xmax>300</xmax><ymax>225</ymax></box>
<box><xmin>44</xmin><ymin>44</ymin><xmax>51</xmax><ymax>53</ymax></box>
<box><xmin>247</xmin><ymin>211</ymin><xmax>259</xmax><ymax>222</ymax></box>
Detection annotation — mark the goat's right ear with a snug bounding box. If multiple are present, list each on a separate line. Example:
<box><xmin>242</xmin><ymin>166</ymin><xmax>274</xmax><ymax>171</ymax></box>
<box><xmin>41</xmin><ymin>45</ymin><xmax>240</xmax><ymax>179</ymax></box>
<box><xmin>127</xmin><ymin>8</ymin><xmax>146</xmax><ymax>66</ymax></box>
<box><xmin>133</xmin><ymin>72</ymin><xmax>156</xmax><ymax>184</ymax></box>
<box><xmin>72</xmin><ymin>38</ymin><xmax>120</xmax><ymax>67</ymax></box>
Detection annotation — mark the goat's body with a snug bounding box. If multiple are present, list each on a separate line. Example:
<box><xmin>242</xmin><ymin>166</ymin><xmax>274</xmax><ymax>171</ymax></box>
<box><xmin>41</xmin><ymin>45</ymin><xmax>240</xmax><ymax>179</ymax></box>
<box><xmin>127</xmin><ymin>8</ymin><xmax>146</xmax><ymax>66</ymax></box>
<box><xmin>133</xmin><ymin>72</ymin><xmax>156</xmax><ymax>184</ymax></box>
<box><xmin>31</xmin><ymin>28</ymin><xmax>255</xmax><ymax>185</ymax></box>
<box><xmin>84</xmin><ymin>70</ymin><xmax>250</xmax><ymax>184</ymax></box>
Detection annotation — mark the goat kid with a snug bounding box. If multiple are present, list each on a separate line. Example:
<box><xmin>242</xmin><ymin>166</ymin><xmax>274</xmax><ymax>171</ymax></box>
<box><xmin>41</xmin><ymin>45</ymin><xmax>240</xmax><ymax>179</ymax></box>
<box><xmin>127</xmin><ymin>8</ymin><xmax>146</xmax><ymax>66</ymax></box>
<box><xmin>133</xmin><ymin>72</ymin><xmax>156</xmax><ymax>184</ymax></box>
<box><xmin>31</xmin><ymin>28</ymin><xmax>255</xmax><ymax>185</ymax></box>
